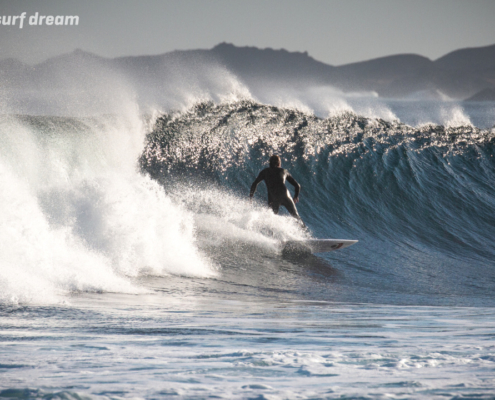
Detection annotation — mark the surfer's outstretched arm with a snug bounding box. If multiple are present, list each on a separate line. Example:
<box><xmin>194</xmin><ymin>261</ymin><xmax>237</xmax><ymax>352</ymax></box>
<box><xmin>250</xmin><ymin>170</ymin><xmax>265</xmax><ymax>198</ymax></box>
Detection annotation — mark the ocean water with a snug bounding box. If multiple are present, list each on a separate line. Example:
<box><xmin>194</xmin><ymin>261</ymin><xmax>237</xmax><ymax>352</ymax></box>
<box><xmin>1</xmin><ymin>87</ymin><xmax>495</xmax><ymax>398</ymax></box>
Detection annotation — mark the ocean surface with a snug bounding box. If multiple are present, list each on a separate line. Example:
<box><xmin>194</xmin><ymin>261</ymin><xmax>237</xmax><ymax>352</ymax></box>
<box><xmin>1</xmin><ymin>89</ymin><xmax>495</xmax><ymax>399</ymax></box>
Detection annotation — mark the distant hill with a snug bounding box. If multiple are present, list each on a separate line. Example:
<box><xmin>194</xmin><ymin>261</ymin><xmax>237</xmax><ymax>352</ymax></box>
<box><xmin>210</xmin><ymin>42</ymin><xmax>335</xmax><ymax>84</ymax></box>
<box><xmin>1</xmin><ymin>42</ymin><xmax>495</xmax><ymax>111</ymax></box>
<box><xmin>434</xmin><ymin>44</ymin><xmax>495</xmax><ymax>71</ymax></box>
<box><xmin>464</xmin><ymin>88</ymin><xmax>495</xmax><ymax>102</ymax></box>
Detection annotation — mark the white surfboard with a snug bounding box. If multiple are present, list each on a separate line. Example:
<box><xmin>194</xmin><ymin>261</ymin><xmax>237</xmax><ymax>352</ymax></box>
<box><xmin>283</xmin><ymin>239</ymin><xmax>358</xmax><ymax>254</ymax></box>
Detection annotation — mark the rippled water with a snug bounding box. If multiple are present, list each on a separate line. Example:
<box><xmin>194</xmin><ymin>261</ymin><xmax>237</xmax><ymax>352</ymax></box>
<box><xmin>1</xmin><ymin>286</ymin><xmax>495</xmax><ymax>399</ymax></box>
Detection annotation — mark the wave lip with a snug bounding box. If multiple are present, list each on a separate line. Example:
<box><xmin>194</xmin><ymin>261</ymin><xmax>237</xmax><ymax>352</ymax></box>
<box><xmin>140</xmin><ymin>100</ymin><xmax>493</xmax><ymax>180</ymax></box>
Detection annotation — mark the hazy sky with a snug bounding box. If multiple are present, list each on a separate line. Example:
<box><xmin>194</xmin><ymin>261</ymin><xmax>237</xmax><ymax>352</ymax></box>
<box><xmin>1</xmin><ymin>0</ymin><xmax>494</xmax><ymax>66</ymax></box>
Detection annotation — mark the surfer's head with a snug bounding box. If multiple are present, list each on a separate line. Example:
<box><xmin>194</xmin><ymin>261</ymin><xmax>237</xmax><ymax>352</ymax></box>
<box><xmin>269</xmin><ymin>155</ymin><xmax>281</xmax><ymax>168</ymax></box>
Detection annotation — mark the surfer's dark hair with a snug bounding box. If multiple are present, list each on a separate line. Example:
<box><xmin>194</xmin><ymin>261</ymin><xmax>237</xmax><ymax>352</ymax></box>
<box><xmin>269</xmin><ymin>155</ymin><xmax>281</xmax><ymax>168</ymax></box>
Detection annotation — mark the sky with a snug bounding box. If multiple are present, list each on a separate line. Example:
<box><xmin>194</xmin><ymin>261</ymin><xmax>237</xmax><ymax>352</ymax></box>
<box><xmin>0</xmin><ymin>0</ymin><xmax>494</xmax><ymax>66</ymax></box>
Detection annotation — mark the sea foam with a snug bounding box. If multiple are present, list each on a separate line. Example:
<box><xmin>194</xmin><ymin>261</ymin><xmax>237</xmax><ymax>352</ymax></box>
<box><xmin>0</xmin><ymin>110</ymin><xmax>216</xmax><ymax>305</ymax></box>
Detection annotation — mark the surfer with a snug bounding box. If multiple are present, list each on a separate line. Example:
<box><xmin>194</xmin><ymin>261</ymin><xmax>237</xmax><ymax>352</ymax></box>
<box><xmin>250</xmin><ymin>155</ymin><xmax>303</xmax><ymax>222</ymax></box>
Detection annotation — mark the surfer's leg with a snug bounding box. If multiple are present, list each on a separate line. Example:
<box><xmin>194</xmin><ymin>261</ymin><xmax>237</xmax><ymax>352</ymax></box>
<box><xmin>282</xmin><ymin>197</ymin><xmax>300</xmax><ymax>219</ymax></box>
<box><xmin>282</xmin><ymin>197</ymin><xmax>307</xmax><ymax>228</ymax></box>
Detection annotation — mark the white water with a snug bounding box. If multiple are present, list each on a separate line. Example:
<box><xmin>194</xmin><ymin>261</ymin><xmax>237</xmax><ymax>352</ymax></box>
<box><xmin>0</xmin><ymin>110</ymin><xmax>216</xmax><ymax>306</ymax></box>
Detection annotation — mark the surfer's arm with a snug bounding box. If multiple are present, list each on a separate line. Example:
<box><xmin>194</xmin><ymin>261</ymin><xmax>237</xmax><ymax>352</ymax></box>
<box><xmin>286</xmin><ymin>174</ymin><xmax>300</xmax><ymax>202</ymax></box>
<box><xmin>250</xmin><ymin>170</ymin><xmax>265</xmax><ymax>198</ymax></box>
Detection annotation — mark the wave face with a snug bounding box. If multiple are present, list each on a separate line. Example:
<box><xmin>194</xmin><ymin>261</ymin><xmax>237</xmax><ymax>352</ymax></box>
<box><xmin>141</xmin><ymin>101</ymin><xmax>495</xmax><ymax>306</ymax></box>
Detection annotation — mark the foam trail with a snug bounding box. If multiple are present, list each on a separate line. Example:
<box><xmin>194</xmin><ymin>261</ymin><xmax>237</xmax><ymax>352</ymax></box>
<box><xmin>169</xmin><ymin>185</ymin><xmax>309</xmax><ymax>252</ymax></box>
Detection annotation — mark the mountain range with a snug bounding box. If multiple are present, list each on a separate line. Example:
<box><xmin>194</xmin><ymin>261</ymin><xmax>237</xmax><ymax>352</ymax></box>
<box><xmin>1</xmin><ymin>42</ymin><xmax>494</xmax><ymax>108</ymax></box>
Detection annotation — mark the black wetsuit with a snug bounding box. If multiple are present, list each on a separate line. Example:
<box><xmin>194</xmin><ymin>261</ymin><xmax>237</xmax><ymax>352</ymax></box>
<box><xmin>250</xmin><ymin>167</ymin><xmax>301</xmax><ymax>219</ymax></box>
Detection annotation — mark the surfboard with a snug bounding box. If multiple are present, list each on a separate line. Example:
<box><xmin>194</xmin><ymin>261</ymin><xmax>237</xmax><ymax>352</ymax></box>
<box><xmin>283</xmin><ymin>239</ymin><xmax>358</xmax><ymax>254</ymax></box>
